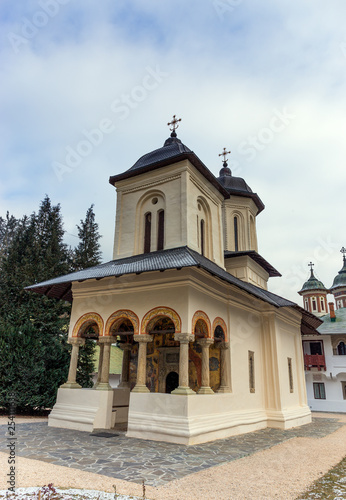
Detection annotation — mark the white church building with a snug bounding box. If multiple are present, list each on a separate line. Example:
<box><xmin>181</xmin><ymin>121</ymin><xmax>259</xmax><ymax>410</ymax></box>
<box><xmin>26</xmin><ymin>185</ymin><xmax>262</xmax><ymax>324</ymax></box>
<box><xmin>27</xmin><ymin>117</ymin><xmax>320</xmax><ymax>445</ymax></box>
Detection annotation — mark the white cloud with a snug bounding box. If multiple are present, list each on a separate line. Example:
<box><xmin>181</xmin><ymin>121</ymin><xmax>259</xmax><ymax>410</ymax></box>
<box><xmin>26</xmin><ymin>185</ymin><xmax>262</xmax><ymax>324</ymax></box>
<box><xmin>1</xmin><ymin>0</ymin><xmax>346</xmax><ymax>302</ymax></box>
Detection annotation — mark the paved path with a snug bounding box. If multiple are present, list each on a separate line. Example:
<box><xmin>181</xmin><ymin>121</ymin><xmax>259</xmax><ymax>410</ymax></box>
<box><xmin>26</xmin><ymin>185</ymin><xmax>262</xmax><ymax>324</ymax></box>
<box><xmin>0</xmin><ymin>417</ymin><xmax>343</xmax><ymax>487</ymax></box>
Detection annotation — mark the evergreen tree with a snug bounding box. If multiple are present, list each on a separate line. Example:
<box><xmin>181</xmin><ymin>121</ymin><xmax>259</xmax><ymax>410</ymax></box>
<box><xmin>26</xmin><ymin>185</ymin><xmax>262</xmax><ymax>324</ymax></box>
<box><xmin>0</xmin><ymin>212</ymin><xmax>18</xmax><ymax>264</ymax></box>
<box><xmin>73</xmin><ymin>204</ymin><xmax>102</xmax><ymax>270</ymax></box>
<box><xmin>0</xmin><ymin>196</ymin><xmax>102</xmax><ymax>410</ymax></box>
<box><xmin>72</xmin><ymin>204</ymin><xmax>102</xmax><ymax>387</ymax></box>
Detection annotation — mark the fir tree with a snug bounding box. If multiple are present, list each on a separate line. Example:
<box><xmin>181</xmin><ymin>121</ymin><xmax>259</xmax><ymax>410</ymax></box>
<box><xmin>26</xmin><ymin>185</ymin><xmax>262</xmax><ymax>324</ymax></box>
<box><xmin>72</xmin><ymin>204</ymin><xmax>102</xmax><ymax>387</ymax></box>
<box><xmin>0</xmin><ymin>196</ymin><xmax>101</xmax><ymax>409</ymax></box>
<box><xmin>73</xmin><ymin>204</ymin><xmax>102</xmax><ymax>270</ymax></box>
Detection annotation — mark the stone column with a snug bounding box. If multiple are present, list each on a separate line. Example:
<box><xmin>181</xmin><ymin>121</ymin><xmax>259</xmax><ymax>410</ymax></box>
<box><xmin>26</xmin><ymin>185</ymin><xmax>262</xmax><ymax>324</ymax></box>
<box><xmin>216</xmin><ymin>341</ymin><xmax>231</xmax><ymax>393</ymax></box>
<box><xmin>132</xmin><ymin>334</ymin><xmax>152</xmax><ymax>393</ymax></box>
<box><xmin>118</xmin><ymin>343</ymin><xmax>132</xmax><ymax>388</ymax></box>
<box><xmin>95</xmin><ymin>336</ymin><xmax>116</xmax><ymax>390</ymax></box>
<box><xmin>172</xmin><ymin>333</ymin><xmax>195</xmax><ymax>395</ymax></box>
<box><xmin>60</xmin><ymin>338</ymin><xmax>85</xmax><ymax>389</ymax></box>
<box><xmin>93</xmin><ymin>341</ymin><xmax>104</xmax><ymax>388</ymax></box>
<box><xmin>197</xmin><ymin>338</ymin><xmax>214</xmax><ymax>394</ymax></box>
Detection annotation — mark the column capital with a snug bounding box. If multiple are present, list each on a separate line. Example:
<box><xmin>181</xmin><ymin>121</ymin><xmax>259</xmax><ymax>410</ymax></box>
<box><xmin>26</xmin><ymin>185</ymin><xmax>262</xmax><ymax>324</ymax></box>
<box><xmin>68</xmin><ymin>337</ymin><xmax>85</xmax><ymax>346</ymax></box>
<box><xmin>216</xmin><ymin>341</ymin><xmax>230</xmax><ymax>350</ymax></box>
<box><xmin>98</xmin><ymin>336</ymin><xmax>117</xmax><ymax>344</ymax></box>
<box><xmin>197</xmin><ymin>338</ymin><xmax>214</xmax><ymax>347</ymax></box>
<box><xmin>134</xmin><ymin>334</ymin><xmax>153</xmax><ymax>343</ymax></box>
<box><xmin>174</xmin><ymin>333</ymin><xmax>194</xmax><ymax>343</ymax></box>
<box><xmin>119</xmin><ymin>342</ymin><xmax>132</xmax><ymax>351</ymax></box>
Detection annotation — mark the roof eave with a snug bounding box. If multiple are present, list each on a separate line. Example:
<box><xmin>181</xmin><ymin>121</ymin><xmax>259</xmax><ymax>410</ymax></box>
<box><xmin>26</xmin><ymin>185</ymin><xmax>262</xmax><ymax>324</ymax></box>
<box><xmin>109</xmin><ymin>152</ymin><xmax>230</xmax><ymax>198</ymax></box>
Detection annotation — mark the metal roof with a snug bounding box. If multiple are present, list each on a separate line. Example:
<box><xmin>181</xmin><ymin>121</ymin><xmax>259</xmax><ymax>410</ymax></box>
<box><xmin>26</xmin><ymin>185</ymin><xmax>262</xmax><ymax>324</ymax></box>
<box><xmin>224</xmin><ymin>250</ymin><xmax>281</xmax><ymax>277</ymax></box>
<box><xmin>26</xmin><ymin>246</ymin><xmax>320</xmax><ymax>331</ymax></box>
<box><xmin>298</xmin><ymin>270</ymin><xmax>328</xmax><ymax>294</ymax></box>
<box><xmin>217</xmin><ymin>166</ymin><xmax>265</xmax><ymax>214</ymax></box>
<box><xmin>317</xmin><ymin>308</ymin><xmax>346</xmax><ymax>334</ymax></box>
<box><xmin>109</xmin><ymin>135</ymin><xmax>230</xmax><ymax>198</ymax></box>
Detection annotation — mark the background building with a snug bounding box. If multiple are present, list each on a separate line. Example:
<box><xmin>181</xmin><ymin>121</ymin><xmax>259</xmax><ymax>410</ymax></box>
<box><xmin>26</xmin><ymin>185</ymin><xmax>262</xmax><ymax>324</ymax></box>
<box><xmin>299</xmin><ymin>252</ymin><xmax>346</xmax><ymax>412</ymax></box>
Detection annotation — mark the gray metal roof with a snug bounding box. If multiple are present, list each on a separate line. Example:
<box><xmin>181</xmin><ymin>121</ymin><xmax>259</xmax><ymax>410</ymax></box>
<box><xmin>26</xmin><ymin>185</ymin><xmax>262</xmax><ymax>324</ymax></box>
<box><xmin>317</xmin><ymin>308</ymin><xmax>346</xmax><ymax>334</ymax></box>
<box><xmin>224</xmin><ymin>250</ymin><xmax>281</xmax><ymax>277</ymax></box>
<box><xmin>217</xmin><ymin>166</ymin><xmax>264</xmax><ymax>214</ymax></box>
<box><xmin>109</xmin><ymin>135</ymin><xmax>230</xmax><ymax>198</ymax></box>
<box><xmin>129</xmin><ymin>136</ymin><xmax>192</xmax><ymax>171</ymax></box>
<box><xmin>26</xmin><ymin>246</ymin><xmax>320</xmax><ymax>331</ymax></box>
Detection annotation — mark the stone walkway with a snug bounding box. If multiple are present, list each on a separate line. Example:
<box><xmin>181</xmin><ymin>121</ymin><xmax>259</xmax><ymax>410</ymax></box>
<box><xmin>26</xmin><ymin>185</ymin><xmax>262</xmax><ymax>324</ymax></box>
<box><xmin>0</xmin><ymin>418</ymin><xmax>344</xmax><ymax>487</ymax></box>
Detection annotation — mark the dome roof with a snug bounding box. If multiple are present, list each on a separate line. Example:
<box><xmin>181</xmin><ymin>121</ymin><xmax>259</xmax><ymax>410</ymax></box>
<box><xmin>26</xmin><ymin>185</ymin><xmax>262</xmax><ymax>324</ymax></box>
<box><xmin>109</xmin><ymin>132</ymin><xmax>229</xmax><ymax>198</ymax></box>
<box><xmin>330</xmin><ymin>258</ymin><xmax>346</xmax><ymax>291</ymax></box>
<box><xmin>299</xmin><ymin>269</ymin><xmax>327</xmax><ymax>294</ymax></box>
<box><xmin>217</xmin><ymin>164</ymin><xmax>264</xmax><ymax>213</ymax></box>
<box><xmin>129</xmin><ymin>135</ymin><xmax>192</xmax><ymax>171</ymax></box>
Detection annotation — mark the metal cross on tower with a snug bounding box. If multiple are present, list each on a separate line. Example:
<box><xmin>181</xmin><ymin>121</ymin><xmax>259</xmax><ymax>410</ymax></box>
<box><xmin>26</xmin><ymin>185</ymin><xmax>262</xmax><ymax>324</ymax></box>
<box><xmin>218</xmin><ymin>147</ymin><xmax>231</xmax><ymax>166</ymax></box>
<box><xmin>341</xmin><ymin>247</ymin><xmax>346</xmax><ymax>263</ymax></box>
<box><xmin>167</xmin><ymin>115</ymin><xmax>182</xmax><ymax>136</ymax></box>
<box><xmin>308</xmin><ymin>262</ymin><xmax>314</xmax><ymax>276</ymax></box>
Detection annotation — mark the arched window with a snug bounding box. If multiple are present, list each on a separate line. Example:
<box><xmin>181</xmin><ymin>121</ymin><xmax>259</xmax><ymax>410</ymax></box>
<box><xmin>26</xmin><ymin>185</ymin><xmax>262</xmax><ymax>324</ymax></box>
<box><xmin>157</xmin><ymin>210</ymin><xmax>164</xmax><ymax>251</ymax></box>
<box><xmin>200</xmin><ymin>219</ymin><xmax>205</xmax><ymax>256</ymax></box>
<box><xmin>338</xmin><ymin>342</ymin><xmax>346</xmax><ymax>355</ymax></box>
<box><xmin>234</xmin><ymin>216</ymin><xmax>239</xmax><ymax>252</ymax></box>
<box><xmin>312</xmin><ymin>298</ymin><xmax>317</xmax><ymax>312</ymax></box>
<box><xmin>144</xmin><ymin>212</ymin><xmax>151</xmax><ymax>253</ymax></box>
<box><xmin>320</xmin><ymin>297</ymin><xmax>325</xmax><ymax>312</ymax></box>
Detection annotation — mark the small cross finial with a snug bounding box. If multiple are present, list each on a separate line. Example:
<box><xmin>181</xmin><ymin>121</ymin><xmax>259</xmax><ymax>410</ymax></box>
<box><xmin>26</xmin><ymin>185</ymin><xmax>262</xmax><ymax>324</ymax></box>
<box><xmin>167</xmin><ymin>115</ymin><xmax>182</xmax><ymax>137</ymax></box>
<box><xmin>308</xmin><ymin>261</ymin><xmax>314</xmax><ymax>276</ymax></box>
<box><xmin>341</xmin><ymin>247</ymin><xmax>346</xmax><ymax>263</ymax></box>
<box><xmin>219</xmin><ymin>147</ymin><xmax>231</xmax><ymax>167</ymax></box>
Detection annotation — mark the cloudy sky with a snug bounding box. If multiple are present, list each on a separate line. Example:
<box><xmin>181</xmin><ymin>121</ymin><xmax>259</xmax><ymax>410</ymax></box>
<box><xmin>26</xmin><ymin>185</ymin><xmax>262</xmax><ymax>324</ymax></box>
<box><xmin>1</xmin><ymin>0</ymin><xmax>345</xmax><ymax>303</ymax></box>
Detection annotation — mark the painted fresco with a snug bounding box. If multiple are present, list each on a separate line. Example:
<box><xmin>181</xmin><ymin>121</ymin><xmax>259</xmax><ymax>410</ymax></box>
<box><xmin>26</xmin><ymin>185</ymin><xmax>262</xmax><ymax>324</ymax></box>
<box><xmin>129</xmin><ymin>334</ymin><xmax>221</xmax><ymax>392</ymax></box>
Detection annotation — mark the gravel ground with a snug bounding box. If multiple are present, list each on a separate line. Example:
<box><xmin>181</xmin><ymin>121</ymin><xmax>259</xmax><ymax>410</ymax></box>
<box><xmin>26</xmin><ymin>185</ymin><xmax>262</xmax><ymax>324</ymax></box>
<box><xmin>0</xmin><ymin>413</ymin><xmax>346</xmax><ymax>500</ymax></box>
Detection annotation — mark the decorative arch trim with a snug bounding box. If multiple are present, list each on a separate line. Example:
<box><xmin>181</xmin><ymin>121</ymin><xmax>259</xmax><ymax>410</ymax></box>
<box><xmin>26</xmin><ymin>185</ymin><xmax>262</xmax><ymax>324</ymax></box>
<box><xmin>192</xmin><ymin>310</ymin><xmax>211</xmax><ymax>338</ymax></box>
<box><xmin>141</xmin><ymin>306</ymin><xmax>182</xmax><ymax>334</ymax></box>
<box><xmin>105</xmin><ymin>309</ymin><xmax>139</xmax><ymax>336</ymax></box>
<box><xmin>212</xmin><ymin>317</ymin><xmax>228</xmax><ymax>341</ymax></box>
<box><xmin>72</xmin><ymin>312</ymin><xmax>104</xmax><ymax>338</ymax></box>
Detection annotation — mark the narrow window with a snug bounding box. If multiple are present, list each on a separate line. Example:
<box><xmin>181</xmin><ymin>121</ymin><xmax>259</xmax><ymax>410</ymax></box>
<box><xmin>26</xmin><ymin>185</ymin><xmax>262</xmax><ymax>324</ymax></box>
<box><xmin>304</xmin><ymin>299</ymin><xmax>309</xmax><ymax>311</ymax></box>
<box><xmin>338</xmin><ymin>342</ymin><xmax>346</xmax><ymax>355</ymax></box>
<box><xmin>144</xmin><ymin>212</ymin><xmax>151</xmax><ymax>253</ymax></box>
<box><xmin>157</xmin><ymin>210</ymin><xmax>164</xmax><ymax>251</ymax></box>
<box><xmin>288</xmin><ymin>358</ymin><xmax>293</xmax><ymax>393</ymax></box>
<box><xmin>201</xmin><ymin>219</ymin><xmax>205</xmax><ymax>256</ymax></box>
<box><xmin>342</xmin><ymin>382</ymin><xmax>346</xmax><ymax>400</ymax></box>
<box><xmin>320</xmin><ymin>297</ymin><xmax>325</xmax><ymax>311</ymax></box>
<box><xmin>234</xmin><ymin>216</ymin><xmax>239</xmax><ymax>251</ymax></box>
<box><xmin>249</xmin><ymin>351</ymin><xmax>255</xmax><ymax>393</ymax></box>
<box><xmin>312</xmin><ymin>298</ymin><xmax>317</xmax><ymax>311</ymax></box>
<box><xmin>313</xmin><ymin>382</ymin><xmax>326</xmax><ymax>399</ymax></box>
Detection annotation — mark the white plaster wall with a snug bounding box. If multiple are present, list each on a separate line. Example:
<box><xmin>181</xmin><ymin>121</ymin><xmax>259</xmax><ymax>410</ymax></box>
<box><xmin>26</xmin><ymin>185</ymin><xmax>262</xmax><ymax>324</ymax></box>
<box><xmin>223</xmin><ymin>197</ymin><xmax>259</xmax><ymax>253</ymax></box>
<box><xmin>304</xmin><ymin>334</ymin><xmax>346</xmax><ymax>412</ymax></box>
<box><xmin>111</xmin><ymin>160</ymin><xmax>225</xmax><ymax>268</ymax></box>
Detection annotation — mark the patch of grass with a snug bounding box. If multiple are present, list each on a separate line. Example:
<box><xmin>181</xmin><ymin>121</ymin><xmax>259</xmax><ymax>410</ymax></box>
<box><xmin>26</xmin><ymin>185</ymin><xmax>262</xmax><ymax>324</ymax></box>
<box><xmin>297</xmin><ymin>455</ymin><xmax>346</xmax><ymax>499</ymax></box>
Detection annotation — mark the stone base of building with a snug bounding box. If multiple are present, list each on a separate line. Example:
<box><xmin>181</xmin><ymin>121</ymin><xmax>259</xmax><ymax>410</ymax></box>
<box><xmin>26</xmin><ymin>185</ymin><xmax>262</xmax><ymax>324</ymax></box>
<box><xmin>48</xmin><ymin>388</ymin><xmax>114</xmax><ymax>432</ymax></box>
<box><xmin>266</xmin><ymin>406</ymin><xmax>312</xmax><ymax>429</ymax></box>
<box><xmin>126</xmin><ymin>394</ymin><xmax>312</xmax><ymax>445</ymax></box>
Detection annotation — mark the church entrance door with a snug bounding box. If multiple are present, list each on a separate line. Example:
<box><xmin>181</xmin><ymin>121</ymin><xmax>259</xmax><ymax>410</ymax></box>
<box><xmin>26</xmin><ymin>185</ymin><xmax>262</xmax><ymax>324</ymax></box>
<box><xmin>165</xmin><ymin>371</ymin><xmax>179</xmax><ymax>393</ymax></box>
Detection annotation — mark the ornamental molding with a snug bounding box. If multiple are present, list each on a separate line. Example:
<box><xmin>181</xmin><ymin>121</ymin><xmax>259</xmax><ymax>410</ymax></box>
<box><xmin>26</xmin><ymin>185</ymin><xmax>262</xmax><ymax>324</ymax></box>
<box><xmin>72</xmin><ymin>312</ymin><xmax>104</xmax><ymax>338</ymax></box>
<box><xmin>212</xmin><ymin>317</ymin><xmax>228</xmax><ymax>341</ymax></box>
<box><xmin>104</xmin><ymin>309</ymin><xmax>139</xmax><ymax>336</ymax></box>
<box><xmin>141</xmin><ymin>306</ymin><xmax>182</xmax><ymax>334</ymax></box>
<box><xmin>192</xmin><ymin>310</ymin><xmax>211</xmax><ymax>338</ymax></box>
<box><xmin>122</xmin><ymin>175</ymin><xmax>181</xmax><ymax>194</ymax></box>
